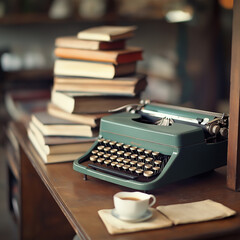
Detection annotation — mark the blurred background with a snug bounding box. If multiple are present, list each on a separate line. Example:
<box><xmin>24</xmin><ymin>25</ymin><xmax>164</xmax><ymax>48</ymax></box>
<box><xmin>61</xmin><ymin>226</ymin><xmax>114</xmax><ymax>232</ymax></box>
<box><xmin>0</xmin><ymin>0</ymin><xmax>233</xmax><ymax>239</ymax></box>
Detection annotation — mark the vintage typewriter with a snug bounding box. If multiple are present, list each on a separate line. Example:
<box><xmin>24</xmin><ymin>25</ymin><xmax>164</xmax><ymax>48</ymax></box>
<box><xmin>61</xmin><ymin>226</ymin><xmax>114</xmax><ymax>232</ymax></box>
<box><xmin>73</xmin><ymin>101</ymin><xmax>229</xmax><ymax>191</ymax></box>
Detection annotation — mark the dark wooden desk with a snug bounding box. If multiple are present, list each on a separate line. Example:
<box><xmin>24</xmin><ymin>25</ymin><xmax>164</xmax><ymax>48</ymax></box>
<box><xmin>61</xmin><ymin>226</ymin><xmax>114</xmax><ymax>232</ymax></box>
<box><xmin>8</xmin><ymin>121</ymin><xmax>240</xmax><ymax>240</ymax></box>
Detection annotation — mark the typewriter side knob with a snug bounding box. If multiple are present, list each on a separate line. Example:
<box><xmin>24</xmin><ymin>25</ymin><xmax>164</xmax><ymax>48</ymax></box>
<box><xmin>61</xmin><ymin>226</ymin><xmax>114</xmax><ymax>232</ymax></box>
<box><xmin>220</xmin><ymin>127</ymin><xmax>228</xmax><ymax>138</ymax></box>
<box><xmin>208</xmin><ymin>123</ymin><xmax>220</xmax><ymax>135</ymax></box>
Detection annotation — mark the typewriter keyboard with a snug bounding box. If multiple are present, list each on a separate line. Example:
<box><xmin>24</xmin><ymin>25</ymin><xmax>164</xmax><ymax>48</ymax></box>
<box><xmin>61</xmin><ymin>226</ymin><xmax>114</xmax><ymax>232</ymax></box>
<box><xmin>82</xmin><ymin>138</ymin><xmax>171</xmax><ymax>182</ymax></box>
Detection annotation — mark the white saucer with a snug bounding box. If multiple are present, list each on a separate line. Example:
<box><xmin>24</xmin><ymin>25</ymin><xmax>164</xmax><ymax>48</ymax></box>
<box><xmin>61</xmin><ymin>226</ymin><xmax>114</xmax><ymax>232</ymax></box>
<box><xmin>111</xmin><ymin>209</ymin><xmax>153</xmax><ymax>223</ymax></box>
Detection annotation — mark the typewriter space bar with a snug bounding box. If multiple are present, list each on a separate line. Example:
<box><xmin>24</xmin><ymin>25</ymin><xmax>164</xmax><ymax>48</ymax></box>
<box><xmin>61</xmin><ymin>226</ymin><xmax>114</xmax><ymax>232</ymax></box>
<box><xmin>88</xmin><ymin>164</ymin><xmax>138</xmax><ymax>180</ymax></box>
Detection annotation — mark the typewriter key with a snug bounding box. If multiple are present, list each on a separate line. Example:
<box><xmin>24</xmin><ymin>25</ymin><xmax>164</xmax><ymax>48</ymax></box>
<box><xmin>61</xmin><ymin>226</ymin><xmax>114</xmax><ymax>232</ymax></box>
<box><xmin>97</xmin><ymin>151</ymin><xmax>104</xmax><ymax>156</ymax></box>
<box><xmin>117</xmin><ymin>157</ymin><xmax>124</xmax><ymax>163</ymax></box>
<box><xmin>137</xmin><ymin>148</ymin><xmax>145</xmax><ymax>154</ymax></box>
<box><xmin>97</xmin><ymin>158</ymin><xmax>105</xmax><ymax>164</ymax></box>
<box><xmin>97</xmin><ymin>145</ymin><xmax>105</xmax><ymax>151</ymax></box>
<box><xmin>110</xmin><ymin>155</ymin><xmax>117</xmax><ymax>160</ymax></box>
<box><xmin>110</xmin><ymin>148</ymin><xmax>118</xmax><ymax>154</ymax></box>
<box><xmin>145</xmin><ymin>157</ymin><xmax>153</xmax><ymax>163</ymax></box>
<box><xmin>144</xmin><ymin>150</ymin><xmax>152</xmax><ymax>155</ymax></box>
<box><xmin>144</xmin><ymin>170</ymin><xmax>154</xmax><ymax>178</ymax></box>
<box><xmin>123</xmin><ymin>159</ymin><xmax>131</xmax><ymax>164</ymax></box>
<box><xmin>90</xmin><ymin>155</ymin><xmax>98</xmax><ymax>162</ymax></box>
<box><xmin>98</xmin><ymin>138</ymin><xmax>105</xmax><ymax>143</ymax></box>
<box><xmin>103</xmin><ymin>139</ymin><xmax>110</xmax><ymax>145</ymax></box>
<box><xmin>130</xmin><ymin>146</ymin><xmax>137</xmax><ymax>152</ymax></box>
<box><xmin>124</xmin><ymin>152</ymin><xmax>131</xmax><ymax>157</ymax></box>
<box><xmin>91</xmin><ymin>150</ymin><xmax>98</xmax><ymax>154</ymax></box>
<box><xmin>136</xmin><ymin>169</ymin><xmax>143</xmax><ymax>175</ymax></box>
<box><xmin>145</xmin><ymin>164</ymin><xmax>153</xmax><ymax>170</ymax></box>
<box><xmin>137</xmin><ymin>162</ymin><xmax>144</xmax><ymax>168</ymax></box>
<box><xmin>111</xmin><ymin>161</ymin><xmax>118</xmax><ymax>167</ymax></box>
<box><xmin>153</xmin><ymin>166</ymin><xmax>160</xmax><ymax>173</ymax></box>
<box><xmin>109</xmin><ymin>141</ymin><xmax>117</xmax><ymax>146</ymax></box>
<box><xmin>129</xmin><ymin>167</ymin><xmax>137</xmax><ymax>173</ymax></box>
<box><xmin>123</xmin><ymin>144</ymin><xmax>131</xmax><ymax>150</ymax></box>
<box><xmin>103</xmin><ymin>147</ymin><xmax>111</xmax><ymax>152</ymax></box>
<box><xmin>152</xmin><ymin>151</ymin><xmax>160</xmax><ymax>158</ymax></box>
<box><xmin>116</xmin><ymin>163</ymin><xmax>124</xmax><ymax>169</ymax></box>
<box><xmin>116</xmin><ymin>142</ymin><xmax>124</xmax><ymax>148</ymax></box>
<box><xmin>130</xmin><ymin>160</ymin><xmax>138</xmax><ymax>166</ymax></box>
<box><xmin>104</xmin><ymin>160</ymin><xmax>111</xmax><ymax>165</ymax></box>
<box><xmin>154</xmin><ymin>160</ymin><xmax>162</xmax><ymax>166</ymax></box>
<box><xmin>122</xmin><ymin>164</ymin><xmax>130</xmax><ymax>170</ymax></box>
<box><xmin>130</xmin><ymin>154</ymin><xmax>138</xmax><ymax>160</ymax></box>
<box><xmin>103</xmin><ymin>153</ymin><xmax>111</xmax><ymax>158</ymax></box>
<box><xmin>117</xmin><ymin>150</ymin><xmax>124</xmax><ymax>156</ymax></box>
<box><xmin>138</xmin><ymin>155</ymin><xmax>146</xmax><ymax>161</ymax></box>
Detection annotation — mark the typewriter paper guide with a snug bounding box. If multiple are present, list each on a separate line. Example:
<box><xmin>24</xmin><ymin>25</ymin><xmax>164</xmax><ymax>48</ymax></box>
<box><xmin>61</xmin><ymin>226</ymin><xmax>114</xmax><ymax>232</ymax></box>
<box><xmin>100</xmin><ymin>112</ymin><xmax>205</xmax><ymax>151</ymax></box>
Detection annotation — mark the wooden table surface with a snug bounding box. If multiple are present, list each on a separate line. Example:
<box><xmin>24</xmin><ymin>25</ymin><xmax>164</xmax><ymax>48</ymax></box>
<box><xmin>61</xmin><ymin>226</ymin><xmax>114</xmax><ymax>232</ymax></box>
<box><xmin>12</xmin><ymin>121</ymin><xmax>240</xmax><ymax>240</ymax></box>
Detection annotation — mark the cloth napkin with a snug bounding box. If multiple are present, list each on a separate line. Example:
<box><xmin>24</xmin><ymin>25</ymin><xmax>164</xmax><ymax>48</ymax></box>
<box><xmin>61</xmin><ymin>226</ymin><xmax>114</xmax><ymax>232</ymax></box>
<box><xmin>98</xmin><ymin>208</ymin><xmax>173</xmax><ymax>235</ymax></box>
<box><xmin>156</xmin><ymin>199</ymin><xmax>236</xmax><ymax>225</ymax></box>
<box><xmin>98</xmin><ymin>199</ymin><xmax>236</xmax><ymax>235</ymax></box>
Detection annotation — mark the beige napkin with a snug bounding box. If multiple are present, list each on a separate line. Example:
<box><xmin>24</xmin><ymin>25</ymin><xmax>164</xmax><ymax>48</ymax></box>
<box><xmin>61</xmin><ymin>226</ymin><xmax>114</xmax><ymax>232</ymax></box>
<box><xmin>157</xmin><ymin>199</ymin><xmax>236</xmax><ymax>225</ymax></box>
<box><xmin>98</xmin><ymin>208</ymin><xmax>173</xmax><ymax>235</ymax></box>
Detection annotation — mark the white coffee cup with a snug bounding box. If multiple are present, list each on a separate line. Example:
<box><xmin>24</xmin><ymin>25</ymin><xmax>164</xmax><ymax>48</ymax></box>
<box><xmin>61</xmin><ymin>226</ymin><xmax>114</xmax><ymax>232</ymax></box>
<box><xmin>113</xmin><ymin>191</ymin><xmax>156</xmax><ymax>220</ymax></box>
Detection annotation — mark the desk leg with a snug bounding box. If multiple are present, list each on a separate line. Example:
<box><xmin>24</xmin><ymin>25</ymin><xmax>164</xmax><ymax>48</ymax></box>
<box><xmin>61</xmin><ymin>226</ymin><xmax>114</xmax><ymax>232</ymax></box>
<box><xmin>227</xmin><ymin>0</ymin><xmax>240</xmax><ymax>191</ymax></box>
<box><xmin>19</xmin><ymin>148</ymin><xmax>75</xmax><ymax>240</ymax></box>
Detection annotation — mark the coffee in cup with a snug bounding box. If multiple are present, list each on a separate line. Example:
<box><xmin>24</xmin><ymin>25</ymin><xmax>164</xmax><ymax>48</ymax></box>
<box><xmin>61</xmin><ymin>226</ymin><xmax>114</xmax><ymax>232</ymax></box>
<box><xmin>113</xmin><ymin>191</ymin><xmax>156</xmax><ymax>220</ymax></box>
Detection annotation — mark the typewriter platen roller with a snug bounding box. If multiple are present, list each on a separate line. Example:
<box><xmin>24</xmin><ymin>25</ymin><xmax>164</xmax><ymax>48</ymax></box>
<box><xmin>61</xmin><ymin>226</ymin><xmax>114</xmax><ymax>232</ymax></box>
<box><xmin>73</xmin><ymin>101</ymin><xmax>228</xmax><ymax>191</ymax></box>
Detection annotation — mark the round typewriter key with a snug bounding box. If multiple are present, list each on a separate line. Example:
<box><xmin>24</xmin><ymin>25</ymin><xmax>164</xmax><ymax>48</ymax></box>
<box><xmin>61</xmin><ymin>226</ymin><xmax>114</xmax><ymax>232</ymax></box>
<box><xmin>116</xmin><ymin>142</ymin><xmax>124</xmax><ymax>148</ymax></box>
<box><xmin>104</xmin><ymin>160</ymin><xmax>111</xmax><ymax>165</ymax></box>
<box><xmin>138</xmin><ymin>155</ymin><xmax>146</xmax><ymax>161</ymax></box>
<box><xmin>98</xmin><ymin>138</ymin><xmax>105</xmax><ymax>143</ymax></box>
<box><xmin>97</xmin><ymin>158</ymin><xmax>105</xmax><ymax>164</ymax></box>
<box><xmin>109</xmin><ymin>141</ymin><xmax>117</xmax><ymax>146</ymax></box>
<box><xmin>110</xmin><ymin>148</ymin><xmax>118</xmax><ymax>154</ymax></box>
<box><xmin>122</xmin><ymin>164</ymin><xmax>130</xmax><ymax>170</ymax></box>
<box><xmin>123</xmin><ymin>144</ymin><xmax>131</xmax><ymax>150</ymax></box>
<box><xmin>90</xmin><ymin>155</ymin><xmax>98</xmax><ymax>162</ymax></box>
<box><xmin>137</xmin><ymin>162</ymin><xmax>144</xmax><ymax>168</ymax></box>
<box><xmin>116</xmin><ymin>163</ymin><xmax>124</xmax><ymax>169</ymax></box>
<box><xmin>145</xmin><ymin>157</ymin><xmax>153</xmax><ymax>163</ymax></box>
<box><xmin>110</xmin><ymin>155</ymin><xmax>117</xmax><ymax>160</ymax></box>
<box><xmin>144</xmin><ymin>150</ymin><xmax>152</xmax><ymax>155</ymax></box>
<box><xmin>145</xmin><ymin>164</ymin><xmax>153</xmax><ymax>170</ymax></box>
<box><xmin>117</xmin><ymin>150</ymin><xmax>124</xmax><ymax>156</ymax></box>
<box><xmin>103</xmin><ymin>139</ymin><xmax>110</xmax><ymax>145</ymax></box>
<box><xmin>123</xmin><ymin>159</ymin><xmax>131</xmax><ymax>164</ymax></box>
<box><xmin>91</xmin><ymin>150</ymin><xmax>99</xmax><ymax>154</ymax></box>
<box><xmin>130</xmin><ymin>146</ymin><xmax>137</xmax><ymax>152</ymax></box>
<box><xmin>97</xmin><ymin>151</ymin><xmax>104</xmax><ymax>156</ymax></box>
<box><xmin>103</xmin><ymin>147</ymin><xmax>111</xmax><ymax>152</ymax></box>
<box><xmin>117</xmin><ymin>157</ymin><xmax>124</xmax><ymax>163</ymax></box>
<box><xmin>136</xmin><ymin>169</ymin><xmax>143</xmax><ymax>175</ymax></box>
<box><xmin>130</xmin><ymin>160</ymin><xmax>138</xmax><ymax>166</ymax></box>
<box><xmin>97</xmin><ymin>145</ymin><xmax>105</xmax><ymax>151</ymax></box>
<box><xmin>129</xmin><ymin>166</ymin><xmax>137</xmax><ymax>173</ymax></box>
<box><xmin>153</xmin><ymin>166</ymin><xmax>160</xmax><ymax>173</ymax></box>
<box><xmin>111</xmin><ymin>161</ymin><xmax>118</xmax><ymax>167</ymax></box>
<box><xmin>144</xmin><ymin>170</ymin><xmax>154</xmax><ymax>178</ymax></box>
<box><xmin>103</xmin><ymin>153</ymin><xmax>111</xmax><ymax>158</ymax></box>
<box><xmin>130</xmin><ymin>154</ymin><xmax>138</xmax><ymax>160</ymax></box>
<box><xmin>124</xmin><ymin>152</ymin><xmax>131</xmax><ymax>157</ymax></box>
<box><xmin>137</xmin><ymin>148</ymin><xmax>145</xmax><ymax>154</ymax></box>
<box><xmin>154</xmin><ymin>160</ymin><xmax>162</xmax><ymax>166</ymax></box>
<box><xmin>152</xmin><ymin>151</ymin><xmax>160</xmax><ymax>158</ymax></box>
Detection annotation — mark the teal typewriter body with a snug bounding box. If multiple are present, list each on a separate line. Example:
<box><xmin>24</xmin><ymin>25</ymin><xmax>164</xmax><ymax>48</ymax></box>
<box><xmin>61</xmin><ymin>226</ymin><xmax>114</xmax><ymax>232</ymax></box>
<box><xmin>73</xmin><ymin>102</ymin><xmax>228</xmax><ymax>191</ymax></box>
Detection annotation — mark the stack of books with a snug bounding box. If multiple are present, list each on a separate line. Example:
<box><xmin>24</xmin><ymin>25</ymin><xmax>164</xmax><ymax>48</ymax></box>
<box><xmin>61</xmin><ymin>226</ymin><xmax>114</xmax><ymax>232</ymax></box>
<box><xmin>28</xmin><ymin>25</ymin><xmax>147</xmax><ymax>164</ymax></box>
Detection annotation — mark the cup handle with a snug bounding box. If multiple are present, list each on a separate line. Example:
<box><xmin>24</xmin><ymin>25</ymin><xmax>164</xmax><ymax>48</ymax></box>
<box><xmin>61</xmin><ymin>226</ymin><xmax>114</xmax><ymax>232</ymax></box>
<box><xmin>149</xmin><ymin>195</ymin><xmax>156</xmax><ymax>207</ymax></box>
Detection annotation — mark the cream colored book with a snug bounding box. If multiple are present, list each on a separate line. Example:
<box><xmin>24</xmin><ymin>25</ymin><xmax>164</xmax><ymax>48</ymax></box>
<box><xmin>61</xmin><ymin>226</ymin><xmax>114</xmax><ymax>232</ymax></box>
<box><xmin>77</xmin><ymin>25</ymin><xmax>137</xmax><ymax>42</ymax></box>
<box><xmin>54</xmin><ymin>59</ymin><xmax>136</xmax><ymax>79</ymax></box>
<box><xmin>27</xmin><ymin>129</ymin><xmax>85</xmax><ymax>164</ymax></box>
